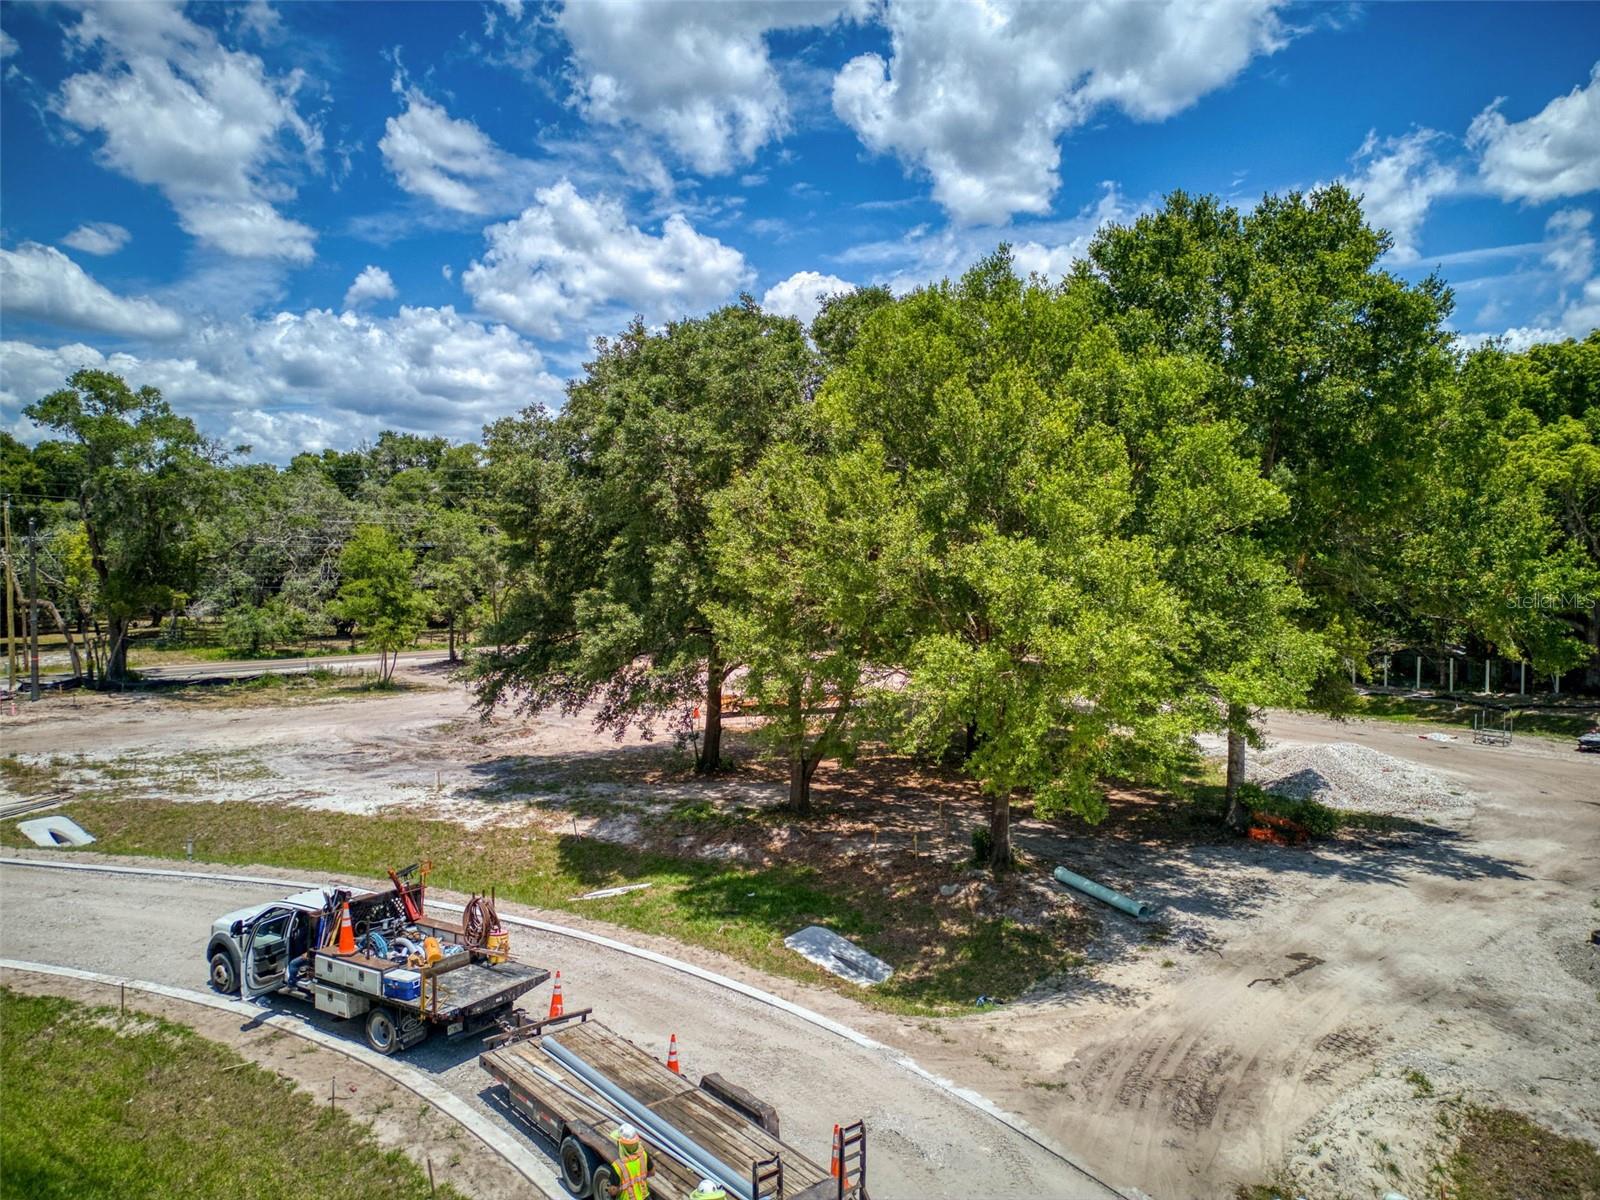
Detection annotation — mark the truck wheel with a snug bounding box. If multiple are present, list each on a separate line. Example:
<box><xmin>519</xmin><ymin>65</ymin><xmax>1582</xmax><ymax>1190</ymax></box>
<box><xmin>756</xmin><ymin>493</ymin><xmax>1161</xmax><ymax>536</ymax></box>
<box><xmin>558</xmin><ymin>1135</ymin><xmax>593</xmax><ymax>1197</ymax></box>
<box><xmin>588</xmin><ymin>1164</ymin><xmax>617</xmax><ymax>1200</ymax></box>
<box><xmin>208</xmin><ymin>947</ymin><xmax>240</xmax><ymax>995</ymax></box>
<box><xmin>364</xmin><ymin>1007</ymin><xmax>400</xmax><ymax>1055</ymax></box>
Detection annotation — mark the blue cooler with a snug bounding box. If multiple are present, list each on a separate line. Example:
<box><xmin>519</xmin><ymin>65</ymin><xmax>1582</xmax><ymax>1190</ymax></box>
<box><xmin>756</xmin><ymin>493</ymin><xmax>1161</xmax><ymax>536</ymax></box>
<box><xmin>383</xmin><ymin>969</ymin><xmax>422</xmax><ymax>1002</ymax></box>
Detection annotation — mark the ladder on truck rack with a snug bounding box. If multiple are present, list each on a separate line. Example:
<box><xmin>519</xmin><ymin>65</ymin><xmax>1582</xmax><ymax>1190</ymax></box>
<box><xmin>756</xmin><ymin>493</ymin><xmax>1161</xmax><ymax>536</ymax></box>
<box><xmin>835</xmin><ymin>1121</ymin><xmax>867</xmax><ymax>1199</ymax></box>
<box><xmin>755</xmin><ymin>1123</ymin><xmax>868</xmax><ymax>1200</ymax></box>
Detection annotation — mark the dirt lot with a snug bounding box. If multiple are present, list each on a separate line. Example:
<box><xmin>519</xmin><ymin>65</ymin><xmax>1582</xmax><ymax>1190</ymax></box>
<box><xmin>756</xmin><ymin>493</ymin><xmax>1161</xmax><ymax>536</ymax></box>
<box><xmin>3</xmin><ymin>664</ymin><xmax>1598</xmax><ymax>1198</ymax></box>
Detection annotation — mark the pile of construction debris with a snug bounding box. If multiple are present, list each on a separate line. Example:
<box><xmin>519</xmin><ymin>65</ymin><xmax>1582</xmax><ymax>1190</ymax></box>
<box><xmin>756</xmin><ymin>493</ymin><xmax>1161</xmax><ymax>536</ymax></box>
<box><xmin>1248</xmin><ymin>741</ymin><xmax>1472</xmax><ymax>818</ymax></box>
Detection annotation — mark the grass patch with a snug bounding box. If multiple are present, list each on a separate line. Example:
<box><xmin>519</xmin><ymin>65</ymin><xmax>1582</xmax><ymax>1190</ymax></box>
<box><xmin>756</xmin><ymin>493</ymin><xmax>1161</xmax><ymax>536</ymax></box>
<box><xmin>1340</xmin><ymin>693</ymin><xmax>1595</xmax><ymax>742</ymax></box>
<box><xmin>1448</xmin><ymin>1107</ymin><xmax>1600</xmax><ymax>1200</ymax></box>
<box><xmin>1404</xmin><ymin>1067</ymin><xmax>1434</xmax><ymax>1097</ymax></box>
<box><xmin>0</xmin><ymin>755</ymin><xmax>58</xmax><ymax>797</ymax></box>
<box><xmin>160</xmin><ymin>669</ymin><xmax>416</xmax><ymax>707</ymax></box>
<box><xmin>0</xmin><ymin>987</ymin><xmax>465</xmax><ymax>1200</ymax></box>
<box><xmin>0</xmin><ymin>797</ymin><xmax>1081</xmax><ymax>1017</ymax></box>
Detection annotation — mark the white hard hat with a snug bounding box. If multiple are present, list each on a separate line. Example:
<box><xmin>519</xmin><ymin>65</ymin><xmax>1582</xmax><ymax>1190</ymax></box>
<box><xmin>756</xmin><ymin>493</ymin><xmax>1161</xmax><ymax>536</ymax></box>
<box><xmin>616</xmin><ymin>1123</ymin><xmax>640</xmax><ymax>1141</ymax></box>
<box><xmin>692</xmin><ymin>1184</ymin><xmax>723</xmax><ymax>1198</ymax></box>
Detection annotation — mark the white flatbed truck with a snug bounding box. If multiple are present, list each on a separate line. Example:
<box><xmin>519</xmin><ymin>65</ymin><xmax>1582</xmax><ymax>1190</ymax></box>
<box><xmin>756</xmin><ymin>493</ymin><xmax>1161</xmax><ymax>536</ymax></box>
<box><xmin>205</xmin><ymin>879</ymin><xmax>547</xmax><ymax>1055</ymax></box>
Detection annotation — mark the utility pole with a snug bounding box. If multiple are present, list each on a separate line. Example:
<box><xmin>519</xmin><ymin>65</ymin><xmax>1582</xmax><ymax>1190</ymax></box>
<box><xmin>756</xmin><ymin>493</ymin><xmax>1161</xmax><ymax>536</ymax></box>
<box><xmin>3</xmin><ymin>498</ymin><xmax>15</xmax><ymax>706</ymax></box>
<box><xmin>28</xmin><ymin>517</ymin><xmax>40</xmax><ymax>702</ymax></box>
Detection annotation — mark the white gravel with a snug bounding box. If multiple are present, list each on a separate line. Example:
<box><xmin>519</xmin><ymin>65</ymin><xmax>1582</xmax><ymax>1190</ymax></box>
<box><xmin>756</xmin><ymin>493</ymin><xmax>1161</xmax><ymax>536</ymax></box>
<box><xmin>1248</xmin><ymin>740</ymin><xmax>1473</xmax><ymax>817</ymax></box>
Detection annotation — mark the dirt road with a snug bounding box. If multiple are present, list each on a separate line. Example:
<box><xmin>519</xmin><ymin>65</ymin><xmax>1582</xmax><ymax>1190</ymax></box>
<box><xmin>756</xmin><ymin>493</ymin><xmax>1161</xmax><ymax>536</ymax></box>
<box><xmin>0</xmin><ymin>857</ymin><xmax>1123</xmax><ymax>1200</ymax></box>
<box><xmin>915</xmin><ymin>712</ymin><xmax>1600</xmax><ymax>1198</ymax></box>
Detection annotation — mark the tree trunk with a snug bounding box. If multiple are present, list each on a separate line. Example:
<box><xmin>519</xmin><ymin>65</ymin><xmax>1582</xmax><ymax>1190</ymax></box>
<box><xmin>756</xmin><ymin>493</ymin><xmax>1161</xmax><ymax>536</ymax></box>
<box><xmin>786</xmin><ymin>748</ymin><xmax>823</xmax><ymax>814</ymax></box>
<box><xmin>989</xmin><ymin>793</ymin><xmax>1013</xmax><ymax>871</ymax></box>
<box><xmin>697</xmin><ymin>656</ymin><xmax>724</xmax><ymax>774</ymax></box>
<box><xmin>1224</xmin><ymin>704</ymin><xmax>1250</xmax><ymax>832</ymax></box>
<box><xmin>78</xmin><ymin>612</ymin><xmax>94</xmax><ymax>687</ymax></box>
<box><xmin>106</xmin><ymin>616</ymin><xmax>130</xmax><ymax>682</ymax></box>
<box><xmin>448</xmin><ymin>614</ymin><xmax>457</xmax><ymax>663</ymax></box>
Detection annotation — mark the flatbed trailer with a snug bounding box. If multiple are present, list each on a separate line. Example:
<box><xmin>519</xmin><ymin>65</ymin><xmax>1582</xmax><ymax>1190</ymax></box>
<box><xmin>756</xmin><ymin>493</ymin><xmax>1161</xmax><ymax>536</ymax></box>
<box><xmin>482</xmin><ymin>1012</ymin><xmax>867</xmax><ymax>1200</ymax></box>
<box><xmin>208</xmin><ymin>877</ymin><xmax>548</xmax><ymax>1054</ymax></box>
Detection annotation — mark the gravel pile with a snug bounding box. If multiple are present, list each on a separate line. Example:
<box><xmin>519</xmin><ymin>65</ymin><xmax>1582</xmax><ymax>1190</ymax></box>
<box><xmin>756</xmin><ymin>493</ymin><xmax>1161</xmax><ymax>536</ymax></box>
<box><xmin>1249</xmin><ymin>741</ymin><xmax>1472</xmax><ymax>817</ymax></box>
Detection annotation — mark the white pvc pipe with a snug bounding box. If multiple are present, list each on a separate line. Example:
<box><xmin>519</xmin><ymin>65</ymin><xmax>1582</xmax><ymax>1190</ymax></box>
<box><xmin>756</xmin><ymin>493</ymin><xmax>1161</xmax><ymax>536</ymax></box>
<box><xmin>542</xmin><ymin>1038</ymin><xmax>754</xmax><ymax>1200</ymax></box>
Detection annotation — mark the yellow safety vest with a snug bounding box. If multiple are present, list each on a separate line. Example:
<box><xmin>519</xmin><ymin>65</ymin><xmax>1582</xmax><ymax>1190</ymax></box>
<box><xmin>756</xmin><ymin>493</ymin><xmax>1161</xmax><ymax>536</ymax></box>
<box><xmin>609</xmin><ymin>1141</ymin><xmax>649</xmax><ymax>1200</ymax></box>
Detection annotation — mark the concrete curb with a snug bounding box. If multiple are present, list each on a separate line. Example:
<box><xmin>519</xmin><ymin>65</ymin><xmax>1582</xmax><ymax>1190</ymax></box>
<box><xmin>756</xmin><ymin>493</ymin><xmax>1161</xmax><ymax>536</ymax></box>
<box><xmin>1</xmin><ymin>854</ymin><xmax>1126</xmax><ymax>1196</ymax></box>
<box><xmin>0</xmin><ymin>957</ymin><xmax>565</xmax><ymax>1199</ymax></box>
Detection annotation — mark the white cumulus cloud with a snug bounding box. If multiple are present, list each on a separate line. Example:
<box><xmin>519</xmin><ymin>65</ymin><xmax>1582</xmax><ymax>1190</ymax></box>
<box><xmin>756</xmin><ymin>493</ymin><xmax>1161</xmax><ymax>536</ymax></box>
<box><xmin>761</xmin><ymin>271</ymin><xmax>854</xmax><ymax>325</ymax></box>
<box><xmin>1341</xmin><ymin>129</ymin><xmax>1459</xmax><ymax>263</ymax></box>
<box><xmin>380</xmin><ymin>83</ymin><xmax>509</xmax><ymax>214</ymax></box>
<box><xmin>462</xmin><ymin>180</ymin><xmax>752</xmax><ymax>338</ymax></box>
<box><xmin>343</xmin><ymin>265</ymin><xmax>398</xmax><ymax>310</ymax></box>
<box><xmin>2</xmin><ymin>305</ymin><xmax>562</xmax><ymax>459</ymax></box>
<box><xmin>1468</xmin><ymin>62</ymin><xmax>1600</xmax><ymax>203</ymax></box>
<box><xmin>559</xmin><ymin>0</ymin><xmax>863</xmax><ymax>175</ymax></box>
<box><xmin>61</xmin><ymin>222</ymin><xmax>132</xmax><ymax>256</ymax></box>
<box><xmin>833</xmin><ymin>0</ymin><xmax>1289</xmax><ymax>225</ymax></box>
<box><xmin>1543</xmin><ymin>209</ymin><xmax>1595</xmax><ymax>285</ymax></box>
<box><xmin>0</xmin><ymin>243</ymin><xmax>184</xmax><ymax>339</ymax></box>
<box><xmin>53</xmin><ymin>2</ymin><xmax>319</xmax><ymax>261</ymax></box>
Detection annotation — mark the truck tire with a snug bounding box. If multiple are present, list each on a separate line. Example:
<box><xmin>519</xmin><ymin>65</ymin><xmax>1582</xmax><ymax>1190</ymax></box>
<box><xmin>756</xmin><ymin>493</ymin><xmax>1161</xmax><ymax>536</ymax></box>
<box><xmin>364</xmin><ymin>1007</ymin><xmax>400</xmax><ymax>1055</ymax></box>
<box><xmin>558</xmin><ymin>1135</ymin><xmax>594</xmax><ymax>1197</ymax></box>
<box><xmin>207</xmin><ymin>942</ymin><xmax>240</xmax><ymax>995</ymax></box>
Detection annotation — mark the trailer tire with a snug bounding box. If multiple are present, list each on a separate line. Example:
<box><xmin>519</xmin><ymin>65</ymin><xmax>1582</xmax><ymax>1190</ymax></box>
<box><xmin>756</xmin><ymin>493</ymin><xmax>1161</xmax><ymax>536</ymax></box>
<box><xmin>364</xmin><ymin>1007</ymin><xmax>400</xmax><ymax>1055</ymax></box>
<box><xmin>589</xmin><ymin>1163</ymin><xmax>618</xmax><ymax>1200</ymax></box>
<box><xmin>558</xmin><ymin>1135</ymin><xmax>595</xmax><ymax>1197</ymax></box>
<box><xmin>207</xmin><ymin>943</ymin><xmax>240</xmax><ymax>995</ymax></box>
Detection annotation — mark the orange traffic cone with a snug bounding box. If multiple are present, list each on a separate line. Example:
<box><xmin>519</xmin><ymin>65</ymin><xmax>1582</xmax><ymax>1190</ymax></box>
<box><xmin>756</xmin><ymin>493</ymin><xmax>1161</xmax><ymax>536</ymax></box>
<box><xmin>830</xmin><ymin>1125</ymin><xmax>842</xmax><ymax>1180</ymax></box>
<box><xmin>666</xmin><ymin>1033</ymin><xmax>680</xmax><ymax>1074</ymax></box>
<box><xmin>336</xmin><ymin>901</ymin><xmax>356</xmax><ymax>955</ymax></box>
<box><xmin>547</xmin><ymin>971</ymin><xmax>564</xmax><ymax>1020</ymax></box>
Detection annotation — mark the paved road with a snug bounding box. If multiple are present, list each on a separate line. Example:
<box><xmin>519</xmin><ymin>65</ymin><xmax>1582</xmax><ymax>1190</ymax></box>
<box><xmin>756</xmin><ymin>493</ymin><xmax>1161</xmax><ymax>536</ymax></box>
<box><xmin>0</xmin><ymin>857</ymin><xmax>1126</xmax><ymax>1200</ymax></box>
<box><xmin>132</xmin><ymin>649</ymin><xmax>452</xmax><ymax>683</ymax></box>
<box><xmin>10</xmin><ymin>649</ymin><xmax>452</xmax><ymax>692</ymax></box>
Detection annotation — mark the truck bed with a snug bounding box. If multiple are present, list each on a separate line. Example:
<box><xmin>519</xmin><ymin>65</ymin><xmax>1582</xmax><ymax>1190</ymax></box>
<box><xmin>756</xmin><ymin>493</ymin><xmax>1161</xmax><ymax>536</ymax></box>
<box><xmin>482</xmin><ymin>1019</ymin><xmax>835</xmax><ymax>1199</ymax></box>
<box><xmin>427</xmin><ymin>959</ymin><xmax>548</xmax><ymax>1021</ymax></box>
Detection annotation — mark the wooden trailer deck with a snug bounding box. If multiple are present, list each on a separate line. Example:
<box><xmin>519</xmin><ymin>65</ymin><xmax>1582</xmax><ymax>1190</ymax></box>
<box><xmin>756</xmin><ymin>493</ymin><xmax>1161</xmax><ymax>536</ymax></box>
<box><xmin>482</xmin><ymin>1018</ymin><xmax>843</xmax><ymax>1200</ymax></box>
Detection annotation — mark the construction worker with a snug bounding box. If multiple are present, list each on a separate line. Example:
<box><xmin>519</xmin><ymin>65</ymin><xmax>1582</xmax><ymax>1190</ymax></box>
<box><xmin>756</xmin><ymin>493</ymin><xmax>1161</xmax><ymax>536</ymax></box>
<box><xmin>689</xmin><ymin>1181</ymin><xmax>728</xmax><ymax>1199</ymax></box>
<box><xmin>607</xmin><ymin>1123</ymin><xmax>651</xmax><ymax>1200</ymax></box>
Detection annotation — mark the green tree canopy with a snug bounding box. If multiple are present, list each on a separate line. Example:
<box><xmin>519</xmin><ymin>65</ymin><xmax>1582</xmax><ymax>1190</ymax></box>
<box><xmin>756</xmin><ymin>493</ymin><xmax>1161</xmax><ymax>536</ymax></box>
<box><xmin>474</xmin><ymin>299</ymin><xmax>817</xmax><ymax>770</ymax></box>
<box><xmin>330</xmin><ymin>524</ymin><xmax>426</xmax><ymax>682</ymax></box>
<box><xmin>22</xmin><ymin>369</ymin><xmax>224</xmax><ymax>679</ymax></box>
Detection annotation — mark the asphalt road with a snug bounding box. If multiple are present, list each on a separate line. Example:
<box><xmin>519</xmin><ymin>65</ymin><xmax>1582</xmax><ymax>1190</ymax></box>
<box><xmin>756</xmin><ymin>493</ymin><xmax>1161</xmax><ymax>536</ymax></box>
<box><xmin>131</xmin><ymin>649</ymin><xmax>453</xmax><ymax>683</ymax></box>
<box><xmin>0</xmin><ymin>857</ymin><xmax>1125</xmax><ymax>1200</ymax></box>
<box><xmin>9</xmin><ymin>649</ymin><xmax>452</xmax><ymax>692</ymax></box>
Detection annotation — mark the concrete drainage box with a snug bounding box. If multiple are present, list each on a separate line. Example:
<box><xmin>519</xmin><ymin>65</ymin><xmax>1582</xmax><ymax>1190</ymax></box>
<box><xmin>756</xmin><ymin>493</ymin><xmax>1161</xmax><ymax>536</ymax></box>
<box><xmin>783</xmin><ymin>925</ymin><xmax>893</xmax><ymax>986</ymax></box>
<box><xmin>16</xmin><ymin>816</ymin><xmax>95</xmax><ymax>848</ymax></box>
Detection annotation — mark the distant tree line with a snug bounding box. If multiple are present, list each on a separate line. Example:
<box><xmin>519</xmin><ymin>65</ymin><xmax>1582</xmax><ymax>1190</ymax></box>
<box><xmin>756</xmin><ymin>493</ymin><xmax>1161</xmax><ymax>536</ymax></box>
<box><xmin>4</xmin><ymin>184</ymin><xmax>1596</xmax><ymax>866</ymax></box>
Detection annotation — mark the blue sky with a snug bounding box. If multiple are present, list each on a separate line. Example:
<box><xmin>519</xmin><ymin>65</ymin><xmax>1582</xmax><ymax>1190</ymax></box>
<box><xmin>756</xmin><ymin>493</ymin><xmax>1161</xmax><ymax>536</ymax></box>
<box><xmin>2</xmin><ymin>1</ymin><xmax>1597</xmax><ymax>460</ymax></box>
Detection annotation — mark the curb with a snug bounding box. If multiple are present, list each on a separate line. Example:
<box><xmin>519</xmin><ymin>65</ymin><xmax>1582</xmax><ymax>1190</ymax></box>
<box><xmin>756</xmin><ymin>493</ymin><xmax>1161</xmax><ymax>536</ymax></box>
<box><xmin>0</xmin><ymin>957</ymin><xmax>564</xmax><ymax>1199</ymax></box>
<box><xmin>1</xmin><ymin>854</ymin><xmax>1126</xmax><ymax>1196</ymax></box>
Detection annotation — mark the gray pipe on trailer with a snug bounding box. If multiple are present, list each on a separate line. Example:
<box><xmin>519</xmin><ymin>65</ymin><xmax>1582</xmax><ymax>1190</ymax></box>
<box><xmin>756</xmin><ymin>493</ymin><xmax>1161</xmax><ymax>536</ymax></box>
<box><xmin>541</xmin><ymin>1039</ymin><xmax>755</xmax><ymax>1200</ymax></box>
<box><xmin>1053</xmin><ymin>865</ymin><xmax>1153</xmax><ymax>920</ymax></box>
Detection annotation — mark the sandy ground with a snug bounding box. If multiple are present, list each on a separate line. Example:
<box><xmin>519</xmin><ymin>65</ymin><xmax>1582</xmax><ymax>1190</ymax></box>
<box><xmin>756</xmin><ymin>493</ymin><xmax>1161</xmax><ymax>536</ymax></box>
<box><xmin>0</xmin><ymin>663</ymin><xmax>746</xmax><ymax>829</ymax></box>
<box><xmin>935</xmin><ymin>712</ymin><xmax>1600</xmax><ymax>1199</ymax></box>
<box><xmin>3</xmin><ymin>668</ymin><xmax>1598</xmax><ymax>1198</ymax></box>
<box><xmin>0</xmin><ymin>966</ymin><xmax>533</xmax><ymax>1200</ymax></box>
